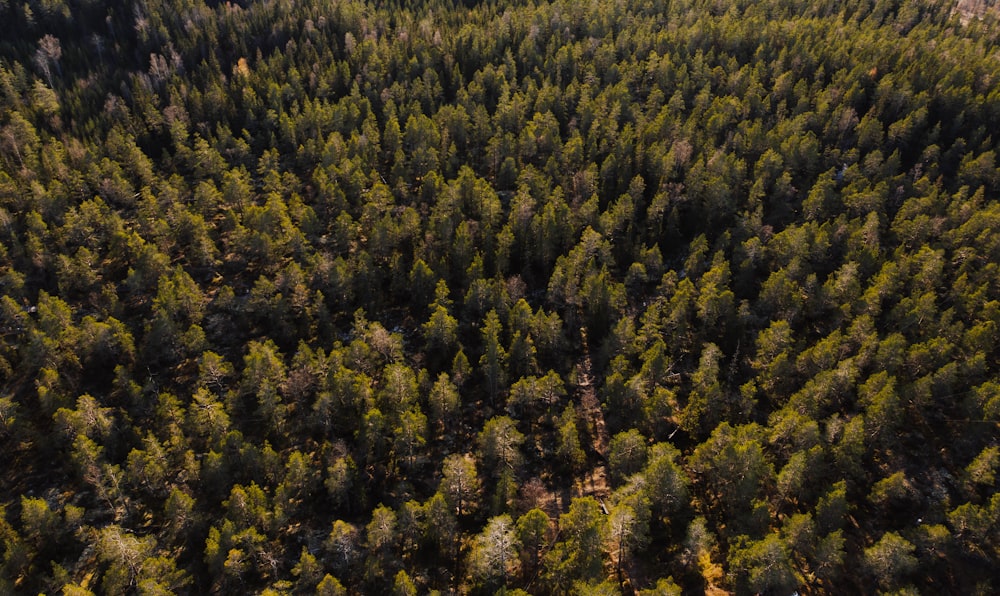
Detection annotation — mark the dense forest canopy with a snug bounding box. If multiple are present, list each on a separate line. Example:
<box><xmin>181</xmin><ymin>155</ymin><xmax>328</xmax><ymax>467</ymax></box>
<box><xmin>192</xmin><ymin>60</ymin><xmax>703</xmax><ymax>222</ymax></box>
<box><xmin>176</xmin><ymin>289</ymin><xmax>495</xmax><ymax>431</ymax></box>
<box><xmin>1</xmin><ymin>0</ymin><xmax>999</xmax><ymax>593</ymax></box>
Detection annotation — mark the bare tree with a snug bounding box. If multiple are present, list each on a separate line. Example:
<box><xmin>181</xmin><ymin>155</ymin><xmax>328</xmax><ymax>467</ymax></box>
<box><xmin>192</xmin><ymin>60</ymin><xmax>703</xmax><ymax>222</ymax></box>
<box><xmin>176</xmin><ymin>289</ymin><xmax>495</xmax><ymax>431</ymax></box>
<box><xmin>470</xmin><ymin>514</ymin><xmax>520</xmax><ymax>587</ymax></box>
<box><xmin>34</xmin><ymin>35</ymin><xmax>62</xmax><ymax>87</ymax></box>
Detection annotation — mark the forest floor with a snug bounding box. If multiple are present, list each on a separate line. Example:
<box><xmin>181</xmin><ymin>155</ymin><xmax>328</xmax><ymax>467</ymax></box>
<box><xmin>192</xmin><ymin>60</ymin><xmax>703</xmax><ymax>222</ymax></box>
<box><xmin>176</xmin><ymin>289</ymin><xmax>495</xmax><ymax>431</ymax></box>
<box><xmin>573</xmin><ymin>328</ymin><xmax>611</xmax><ymax>503</ymax></box>
<box><xmin>526</xmin><ymin>327</ymin><xmax>611</xmax><ymax>518</ymax></box>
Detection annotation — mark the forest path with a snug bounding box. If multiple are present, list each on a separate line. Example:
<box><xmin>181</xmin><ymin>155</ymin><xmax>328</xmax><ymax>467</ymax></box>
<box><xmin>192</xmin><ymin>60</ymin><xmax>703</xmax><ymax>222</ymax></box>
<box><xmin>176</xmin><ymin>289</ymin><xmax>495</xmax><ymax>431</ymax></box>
<box><xmin>573</xmin><ymin>327</ymin><xmax>611</xmax><ymax>501</ymax></box>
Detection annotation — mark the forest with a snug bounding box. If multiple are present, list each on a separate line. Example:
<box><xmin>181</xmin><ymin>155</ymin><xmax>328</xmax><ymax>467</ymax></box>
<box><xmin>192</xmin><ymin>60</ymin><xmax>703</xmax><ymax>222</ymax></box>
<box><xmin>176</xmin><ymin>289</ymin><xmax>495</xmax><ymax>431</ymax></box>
<box><xmin>1</xmin><ymin>0</ymin><xmax>999</xmax><ymax>593</ymax></box>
